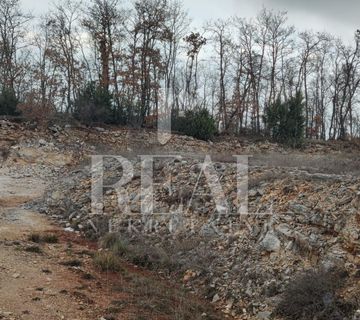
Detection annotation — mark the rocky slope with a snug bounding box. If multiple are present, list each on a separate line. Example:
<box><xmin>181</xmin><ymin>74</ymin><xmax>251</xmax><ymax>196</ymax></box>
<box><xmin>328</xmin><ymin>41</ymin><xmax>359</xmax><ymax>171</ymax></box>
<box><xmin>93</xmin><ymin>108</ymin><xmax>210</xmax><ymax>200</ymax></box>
<box><xmin>42</xmin><ymin>155</ymin><xmax>360</xmax><ymax>319</ymax></box>
<box><xmin>1</xmin><ymin>119</ymin><xmax>360</xmax><ymax>319</ymax></box>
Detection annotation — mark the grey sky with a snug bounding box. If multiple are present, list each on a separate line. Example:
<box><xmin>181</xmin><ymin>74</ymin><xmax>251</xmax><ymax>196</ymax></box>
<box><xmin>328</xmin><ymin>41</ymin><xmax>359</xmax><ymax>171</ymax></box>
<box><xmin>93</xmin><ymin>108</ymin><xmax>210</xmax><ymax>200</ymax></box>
<box><xmin>22</xmin><ymin>0</ymin><xmax>358</xmax><ymax>43</ymax></box>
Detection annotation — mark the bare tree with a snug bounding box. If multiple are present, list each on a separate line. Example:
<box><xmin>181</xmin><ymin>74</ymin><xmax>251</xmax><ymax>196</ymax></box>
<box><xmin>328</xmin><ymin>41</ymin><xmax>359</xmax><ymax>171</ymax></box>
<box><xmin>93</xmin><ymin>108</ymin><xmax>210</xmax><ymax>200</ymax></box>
<box><xmin>207</xmin><ymin>18</ymin><xmax>233</xmax><ymax>131</ymax></box>
<box><xmin>296</xmin><ymin>31</ymin><xmax>324</xmax><ymax>137</ymax></box>
<box><xmin>262</xmin><ymin>9</ymin><xmax>294</xmax><ymax>107</ymax></box>
<box><xmin>0</xmin><ymin>0</ymin><xmax>32</xmax><ymax>93</ymax></box>
<box><xmin>162</xmin><ymin>0</ymin><xmax>189</xmax><ymax>112</ymax></box>
<box><xmin>23</xmin><ymin>17</ymin><xmax>61</xmax><ymax>118</ymax></box>
<box><xmin>183</xmin><ymin>32</ymin><xmax>206</xmax><ymax>109</ymax></box>
<box><xmin>47</xmin><ymin>0</ymin><xmax>83</xmax><ymax>113</ymax></box>
<box><xmin>330</xmin><ymin>33</ymin><xmax>360</xmax><ymax>139</ymax></box>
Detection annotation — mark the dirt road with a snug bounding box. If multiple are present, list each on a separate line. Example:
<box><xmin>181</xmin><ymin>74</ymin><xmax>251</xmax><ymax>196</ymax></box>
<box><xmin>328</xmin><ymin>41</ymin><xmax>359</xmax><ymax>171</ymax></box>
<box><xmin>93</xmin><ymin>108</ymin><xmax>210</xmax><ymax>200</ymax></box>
<box><xmin>0</xmin><ymin>172</ymin><xmax>107</xmax><ymax>320</ymax></box>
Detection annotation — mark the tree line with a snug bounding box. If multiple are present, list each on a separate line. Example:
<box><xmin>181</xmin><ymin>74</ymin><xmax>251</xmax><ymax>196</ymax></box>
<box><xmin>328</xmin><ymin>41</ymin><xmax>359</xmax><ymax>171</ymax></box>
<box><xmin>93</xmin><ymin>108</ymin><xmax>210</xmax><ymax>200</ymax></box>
<box><xmin>1</xmin><ymin>0</ymin><xmax>360</xmax><ymax>140</ymax></box>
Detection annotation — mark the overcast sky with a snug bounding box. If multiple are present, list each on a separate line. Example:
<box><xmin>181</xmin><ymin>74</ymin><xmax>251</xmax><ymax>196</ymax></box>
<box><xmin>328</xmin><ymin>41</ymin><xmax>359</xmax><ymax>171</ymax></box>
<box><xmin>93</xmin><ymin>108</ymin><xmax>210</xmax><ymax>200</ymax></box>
<box><xmin>22</xmin><ymin>0</ymin><xmax>358</xmax><ymax>43</ymax></box>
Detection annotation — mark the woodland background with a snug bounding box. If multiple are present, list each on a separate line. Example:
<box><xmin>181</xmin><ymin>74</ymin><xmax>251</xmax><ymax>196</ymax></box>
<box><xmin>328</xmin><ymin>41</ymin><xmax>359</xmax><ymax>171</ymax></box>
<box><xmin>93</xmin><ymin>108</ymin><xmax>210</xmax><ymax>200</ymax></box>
<box><xmin>1</xmin><ymin>0</ymin><xmax>360</xmax><ymax>140</ymax></box>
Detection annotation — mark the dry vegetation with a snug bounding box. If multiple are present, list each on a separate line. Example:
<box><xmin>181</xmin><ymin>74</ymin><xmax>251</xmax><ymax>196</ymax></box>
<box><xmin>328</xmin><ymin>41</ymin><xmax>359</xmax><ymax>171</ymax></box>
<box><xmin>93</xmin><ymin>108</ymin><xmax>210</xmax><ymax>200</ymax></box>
<box><xmin>274</xmin><ymin>268</ymin><xmax>356</xmax><ymax>320</ymax></box>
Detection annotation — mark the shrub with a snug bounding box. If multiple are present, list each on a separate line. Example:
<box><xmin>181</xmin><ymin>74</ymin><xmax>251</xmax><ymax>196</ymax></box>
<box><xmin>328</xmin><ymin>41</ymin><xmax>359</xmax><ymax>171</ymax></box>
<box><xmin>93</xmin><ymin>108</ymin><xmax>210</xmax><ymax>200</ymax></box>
<box><xmin>264</xmin><ymin>92</ymin><xmax>305</xmax><ymax>148</ymax></box>
<box><xmin>17</xmin><ymin>92</ymin><xmax>55</xmax><ymax>124</ymax></box>
<box><xmin>100</xmin><ymin>233</ymin><xmax>128</xmax><ymax>256</ymax></box>
<box><xmin>128</xmin><ymin>245</ymin><xmax>177</xmax><ymax>272</ymax></box>
<box><xmin>93</xmin><ymin>251</ymin><xmax>122</xmax><ymax>272</ymax></box>
<box><xmin>111</xmin><ymin>99</ymin><xmax>142</xmax><ymax>126</ymax></box>
<box><xmin>28</xmin><ymin>233</ymin><xmax>41</xmax><ymax>243</ymax></box>
<box><xmin>0</xmin><ymin>87</ymin><xmax>19</xmax><ymax>116</ymax></box>
<box><xmin>172</xmin><ymin>108</ymin><xmax>217</xmax><ymax>141</ymax></box>
<box><xmin>74</xmin><ymin>82</ymin><xmax>113</xmax><ymax>125</ymax></box>
<box><xmin>274</xmin><ymin>267</ymin><xmax>355</xmax><ymax>320</ymax></box>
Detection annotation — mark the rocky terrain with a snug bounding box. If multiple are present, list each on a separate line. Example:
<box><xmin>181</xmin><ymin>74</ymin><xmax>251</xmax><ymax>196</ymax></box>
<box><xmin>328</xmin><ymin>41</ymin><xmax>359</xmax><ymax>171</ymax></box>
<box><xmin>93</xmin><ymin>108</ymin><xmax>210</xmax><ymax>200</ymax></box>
<box><xmin>0</xmin><ymin>120</ymin><xmax>230</xmax><ymax>320</ymax></box>
<box><xmin>42</xmin><ymin>156</ymin><xmax>360</xmax><ymax>319</ymax></box>
<box><xmin>1</xmin><ymin>119</ymin><xmax>360</xmax><ymax>319</ymax></box>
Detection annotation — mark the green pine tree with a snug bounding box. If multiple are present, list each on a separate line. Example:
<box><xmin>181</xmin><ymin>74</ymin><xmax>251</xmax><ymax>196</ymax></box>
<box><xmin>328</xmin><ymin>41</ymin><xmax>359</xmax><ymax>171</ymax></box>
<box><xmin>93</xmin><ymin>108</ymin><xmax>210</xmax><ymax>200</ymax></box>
<box><xmin>0</xmin><ymin>87</ymin><xmax>19</xmax><ymax>116</ymax></box>
<box><xmin>286</xmin><ymin>92</ymin><xmax>305</xmax><ymax>148</ymax></box>
<box><xmin>74</xmin><ymin>82</ymin><xmax>113</xmax><ymax>125</ymax></box>
<box><xmin>264</xmin><ymin>92</ymin><xmax>305</xmax><ymax>148</ymax></box>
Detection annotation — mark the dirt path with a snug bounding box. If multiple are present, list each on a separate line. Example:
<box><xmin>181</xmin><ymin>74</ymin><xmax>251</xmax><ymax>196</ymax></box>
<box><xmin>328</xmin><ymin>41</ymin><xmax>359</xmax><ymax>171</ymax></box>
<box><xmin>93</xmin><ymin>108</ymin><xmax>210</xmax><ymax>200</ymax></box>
<box><xmin>0</xmin><ymin>173</ymin><xmax>104</xmax><ymax>320</ymax></box>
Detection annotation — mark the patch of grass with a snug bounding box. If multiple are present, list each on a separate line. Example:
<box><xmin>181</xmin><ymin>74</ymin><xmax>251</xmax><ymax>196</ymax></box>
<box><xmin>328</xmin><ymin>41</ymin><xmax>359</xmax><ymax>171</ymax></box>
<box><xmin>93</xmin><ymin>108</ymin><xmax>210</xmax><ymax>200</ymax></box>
<box><xmin>93</xmin><ymin>251</ymin><xmax>123</xmax><ymax>272</ymax></box>
<box><xmin>127</xmin><ymin>275</ymin><xmax>221</xmax><ymax>319</ymax></box>
<box><xmin>24</xmin><ymin>245</ymin><xmax>42</xmax><ymax>254</ymax></box>
<box><xmin>99</xmin><ymin>233</ymin><xmax>179</xmax><ymax>273</ymax></box>
<box><xmin>41</xmin><ymin>234</ymin><xmax>59</xmax><ymax>244</ymax></box>
<box><xmin>111</xmin><ymin>239</ymin><xmax>129</xmax><ymax>256</ymax></box>
<box><xmin>100</xmin><ymin>233</ymin><xmax>129</xmax><ymax>256</ymax></box>
<box><xmin>27</xmin><ymin>233</ymin><xmax>58</xmax><ymax>244</ymax></box>
<box><xmin>97</xmin><ymin>234</ymin><xmax>223</xmax><ymax>319</ymax></box>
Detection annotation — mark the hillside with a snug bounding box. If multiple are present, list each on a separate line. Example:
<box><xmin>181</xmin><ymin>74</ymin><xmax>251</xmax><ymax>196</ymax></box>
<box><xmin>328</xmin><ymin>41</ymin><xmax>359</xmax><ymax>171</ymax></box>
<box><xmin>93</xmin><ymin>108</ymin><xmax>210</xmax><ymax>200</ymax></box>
<box><xmin>1</xmin><ymin>120</ymin><xmax>360</xmax><ymax>320</ymax></box>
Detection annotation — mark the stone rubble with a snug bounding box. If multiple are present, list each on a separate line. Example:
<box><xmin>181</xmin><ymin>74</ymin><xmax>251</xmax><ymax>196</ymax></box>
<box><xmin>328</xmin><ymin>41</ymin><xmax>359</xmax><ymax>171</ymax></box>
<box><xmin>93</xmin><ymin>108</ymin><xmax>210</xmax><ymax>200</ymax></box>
<box><xmin>1</xmin><ymin>119</ymin><xmax>360</xmax><ymax>319</ymax></box>
<box><xmin>41</xmin><ymin>157</ymin><xmax>360</xmax><ymax>319</ymax></box>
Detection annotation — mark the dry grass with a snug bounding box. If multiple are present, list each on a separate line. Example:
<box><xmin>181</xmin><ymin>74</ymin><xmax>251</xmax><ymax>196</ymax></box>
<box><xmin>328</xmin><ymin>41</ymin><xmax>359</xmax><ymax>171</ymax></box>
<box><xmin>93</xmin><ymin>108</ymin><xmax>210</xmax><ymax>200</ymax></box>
<box><xmin>24</xmin><ymin>245</ymin><xmax>42</xmax><ymax>254</ymax></box>
<box><xmin>41</xmin><ymin>234</ymin><xmax>59</xmax><ymax>243</ymax></box>
<box><xmin>113</xmin><ymin>275</ymin><xmax>222</xmax><ymax>320</ymax></box>
<box><xmin>28</xmin><ymin>233</ymin><xmax>41</xmax><ymax>243</ymax></box>
<box><xmin>101</xmin><ymin>233</ymin><xmax>128</xmax><ymax>256</ymax></box>
<box><xmin>93</xmin><ymin>251</ymin><xmax>123</xmax><ymax>272</ymax></box>
<box><xmin>97</xmin><ymin>233</ymin><xmax>224</xmax><ymax>318</ymax></box>
<box><xmin>99</xmin><ymin>233</ymin><xmax>180</xmax><ymax>273</ymax></box>
<box><xmin>28</xmin><ymin>233</ymin><xmax>59</xmax><ymax>244</ymax></box>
